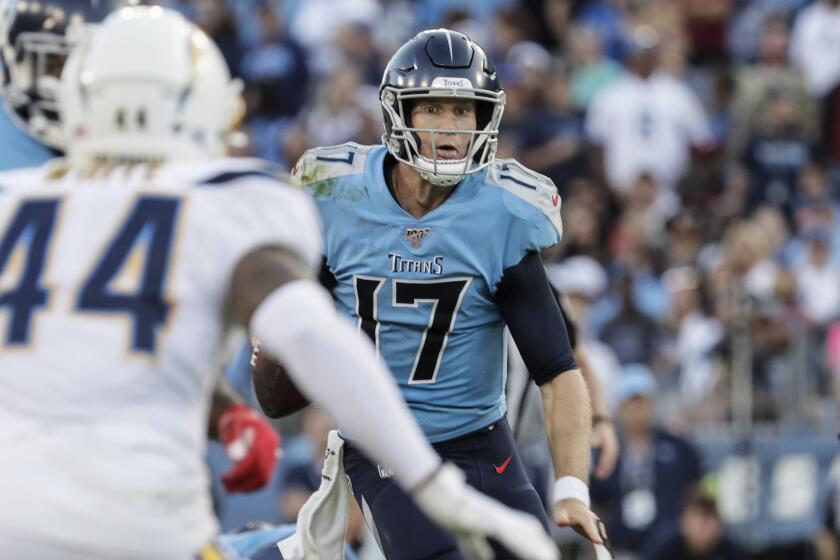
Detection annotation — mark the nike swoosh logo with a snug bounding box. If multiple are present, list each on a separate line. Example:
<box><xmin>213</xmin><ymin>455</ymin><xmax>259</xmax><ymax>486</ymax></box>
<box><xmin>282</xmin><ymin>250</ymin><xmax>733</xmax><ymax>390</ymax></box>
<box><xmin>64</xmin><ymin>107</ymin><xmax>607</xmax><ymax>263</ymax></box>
<box><xmin>494</xmin><ymin>454</ymin><xmax>513</xmax><ymax>474</ymax></box>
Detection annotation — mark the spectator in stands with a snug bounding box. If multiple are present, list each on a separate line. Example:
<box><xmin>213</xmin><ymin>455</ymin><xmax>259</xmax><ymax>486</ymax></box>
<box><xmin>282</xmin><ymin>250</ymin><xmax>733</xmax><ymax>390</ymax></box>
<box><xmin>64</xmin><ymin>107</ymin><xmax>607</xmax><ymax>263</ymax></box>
<box><xmin>730</xmin><ymin>14</ymin><xmax>819</xmax><ymax>154</ymax></box>
<box><xmin>415</xmin><ymin>0</ymin><xmax>517</xmax><ymax>30</ymax></box>
<box><xmin>791</xmin><ymin>163</ymin><xmax>840</xmax><ymax>259</ymax></box>
<box><xmin>568</xmin><ymin>23</ymin><xmax>622</xmax><ymax>109</ymax></box>
<box><xmin>551</xmin><ymin>180</ymin><xmax>611</xmax><ymax>260</ymax></box>
<box><xmin>590</xmin><ymin>365</ymin><xmax>704</xmax><ymax>556</ymax></box>
<box><xmin>585</xmin><ymin>25</ymin><xmax>715</xmax><ymax>199</ymax></box>
<box><xmin>600</xmin><ymin>273</ymin><xmax>665</xmax><ymax>366</ymax></box>
<box><xmin>286</xmin><ymin>0</ymin><xmax>381</xmax><ymax>76</ymax></box>
<box><xmin>516</xmin><ymin>60</ymin><xmax>588</xmax><ymax>188</ymax></box>
<box><xmin>790</xmin><ymin>0</ymin><xmax>840</xmax><ymax>98</ymax></box>
<box><xmin>487</xmin><ymin>8</ymin><xmax>532</xmax><ymax>61</ymax></box>
<box><xmin>664</xmin><ymin>211</ymin><xmax>704</xmax><ymax>268</ymax></box>
<box><xmin>621</xmin><ymin>172</ymin><xmax>679</xmax><ymax>239</ymax></box>
<box><xmin>573</xmin><ymin>0</ymin><xmax>631</xmax><ymax>61</ymax></box>
<box><xmin>239</xmin><ymin>4</ymin><xmax>309</xmax><ymax>119</ymax></box>
<box><xmin>497</xmin><ymin>64</ymin><xmax>539</xmax><ymax>159</ymax></box>
<box><xmin>817</xmin><ymin>481</ymin><xmax>840</xmax><ymax>560</ymax></box>
<box><xmin>740</xmin><ymin>89</ymin><xmax>816</xmax><ymax>217</ymax></box>
<box><xmin>333</xmin><ymin>21</ymin><xmax>381</xmax><ymax>86</ymax></box>
<box><xmin>644</xmin><ymin>489</ymin><xmax>746</xmax><ymax>560</ymax></box>
<box><xmin>721</xmin><ymin>219</ymin><xmax>781</xmax><ymax>304</ymax></box>
<box><xmin>795</xmin><ymin>228</ymin><xmax>840</xmax><ymax>327</ymax></box>
<box><xmin>662</xmin><ymin>266</ymin><xmax>724</xmax><ymax>421</ymax></box>
<box><xmin>193</xmin><ymin>0</ymin><xmax>242</xmax><ymax>77</ymax></box>
<box><xmin>828</xmin><ymin>322</ymin><xmax>840</xmax><ymax>418</ymax></box>
<box><xmin>301</xmin><ymin>65</ymin><xmax>366</xmax><ymax>148</ymax></box>
<box><xmin>678</xmin><ymin>0</ymin><xmax>731</xmax><ymax>65</ymax></box>
<box><xmin>790</xmin><ymin>0</ymin><xmax>840</xmax><ymax>164</ymax></box>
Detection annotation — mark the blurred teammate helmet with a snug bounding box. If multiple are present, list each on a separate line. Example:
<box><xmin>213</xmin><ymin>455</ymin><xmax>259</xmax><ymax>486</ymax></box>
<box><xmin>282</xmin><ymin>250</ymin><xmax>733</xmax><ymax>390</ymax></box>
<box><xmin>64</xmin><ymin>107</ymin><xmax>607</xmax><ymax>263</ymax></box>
<box><xmin>380</xmin><ymin>28</ymin><xmax>505</xmax><ymax>187</ymax></box>
<box><xmin>60</xmin><ymin>6</ymin><xmax>244</xmax><ymax>162</ymax></box>
<box><xmin>0</xmin><ymin>0</ymin><xmax>133</xmax><ymax>147</ymax></box>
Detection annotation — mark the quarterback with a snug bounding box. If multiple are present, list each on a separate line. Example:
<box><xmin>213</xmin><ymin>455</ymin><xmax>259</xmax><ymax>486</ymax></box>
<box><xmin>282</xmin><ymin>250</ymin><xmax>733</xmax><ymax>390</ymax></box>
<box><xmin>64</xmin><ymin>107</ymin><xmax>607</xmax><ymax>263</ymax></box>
<box><xmin>288</xmin><ymin>29</ymin><xmax>605</xmax><ymax>559</ymax></box>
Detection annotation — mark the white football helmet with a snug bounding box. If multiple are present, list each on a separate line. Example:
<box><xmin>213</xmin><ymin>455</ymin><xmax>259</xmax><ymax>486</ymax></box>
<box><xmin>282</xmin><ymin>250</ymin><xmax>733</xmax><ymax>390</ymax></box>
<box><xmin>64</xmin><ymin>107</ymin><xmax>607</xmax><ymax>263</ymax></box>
<box><xmin>59</xmin><ymin>5</ymin><xmax>244</xmax><ymax>162</ymax></box>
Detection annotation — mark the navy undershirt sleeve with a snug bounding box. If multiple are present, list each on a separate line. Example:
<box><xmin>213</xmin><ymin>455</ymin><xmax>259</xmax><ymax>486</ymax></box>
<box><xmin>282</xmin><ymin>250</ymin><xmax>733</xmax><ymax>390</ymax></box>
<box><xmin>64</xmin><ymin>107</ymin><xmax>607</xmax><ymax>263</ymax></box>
<box><xmin>318</xmin><ymin>257</ymin><xmax>338</xmax><ymax>294</ymax></box>
<box><xmin>495</xmin><ymin>251</ymin><xmax>578</xmax><ymax>385</ymax></box>
<box><xmin>551</xmin><ymin>286</ymin><xmax>578</xmax><ymax>349</ymax></box>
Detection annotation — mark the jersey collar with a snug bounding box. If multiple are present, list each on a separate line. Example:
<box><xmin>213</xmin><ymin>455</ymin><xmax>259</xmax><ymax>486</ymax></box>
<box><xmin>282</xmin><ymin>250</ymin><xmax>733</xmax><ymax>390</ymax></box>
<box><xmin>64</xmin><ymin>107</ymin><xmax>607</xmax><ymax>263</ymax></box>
<box><xmin>369</xmin><ymin>145</ymin><xmax>483</xmax><ymax>224</ymax></box>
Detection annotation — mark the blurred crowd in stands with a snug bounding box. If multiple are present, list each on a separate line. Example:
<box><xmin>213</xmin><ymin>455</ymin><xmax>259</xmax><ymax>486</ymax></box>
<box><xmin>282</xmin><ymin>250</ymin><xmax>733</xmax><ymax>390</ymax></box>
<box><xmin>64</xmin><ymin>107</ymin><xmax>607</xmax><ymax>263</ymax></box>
<box><xmin>152</xmin><ymin>0</ymin><xmax>840</xmax><ymax>557</ymax></box>
<box><xmin>157</xmin><ymin>0</ymin><xmax>840</xmax><ymax>434</ymax></box>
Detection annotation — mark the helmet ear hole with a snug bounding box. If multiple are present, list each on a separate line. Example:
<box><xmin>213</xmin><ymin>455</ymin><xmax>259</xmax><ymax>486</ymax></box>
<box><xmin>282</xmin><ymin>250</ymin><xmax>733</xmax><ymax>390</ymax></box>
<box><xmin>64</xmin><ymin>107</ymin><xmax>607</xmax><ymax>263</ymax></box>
<box><xmin>115</xmin><ymin>109</ymin><xmax>126</xmax><ymax>129</ymax></box>
<box><xmin>137</xmin><ymin>108</ymin><xmax>147</xmax><ymax>129</ymax></box>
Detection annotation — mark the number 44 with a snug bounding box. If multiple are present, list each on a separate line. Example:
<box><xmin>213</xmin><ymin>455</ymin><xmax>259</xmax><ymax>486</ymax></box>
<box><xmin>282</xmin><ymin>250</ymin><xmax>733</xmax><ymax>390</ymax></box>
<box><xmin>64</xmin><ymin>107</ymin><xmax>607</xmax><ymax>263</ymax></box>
<box><xmin>0</xmin><ymin>196</ymin><xmax>179</xmax><ymax>352</ymax></box>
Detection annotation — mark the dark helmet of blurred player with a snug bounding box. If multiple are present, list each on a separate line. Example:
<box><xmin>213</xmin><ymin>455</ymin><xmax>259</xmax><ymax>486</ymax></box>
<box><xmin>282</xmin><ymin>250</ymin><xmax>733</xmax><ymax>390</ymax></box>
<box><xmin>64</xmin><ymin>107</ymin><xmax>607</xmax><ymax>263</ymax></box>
<box><xmin>380</xmin><ymin>28</ymin><xmax>506</xmax><ymax>187</ymax></box>
<box><xmin>0</xmin><ymin>0</ymin><xmax>137</xmax><ymax>147</ymax></box>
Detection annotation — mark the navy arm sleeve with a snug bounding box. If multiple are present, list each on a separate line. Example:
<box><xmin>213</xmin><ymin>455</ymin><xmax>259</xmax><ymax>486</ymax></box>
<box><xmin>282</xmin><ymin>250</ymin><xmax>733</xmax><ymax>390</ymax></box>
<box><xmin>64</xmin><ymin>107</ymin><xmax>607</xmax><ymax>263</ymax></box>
<box><xmin>551</xmin><ymin>286</ymin><xmax>578</xmax><ymax>349</ymax></box>
<box><xmin>495</xmin><ymin>251</ymin><xmax>578</xmax><ymax>385</ymax></box>
<box><xmin>318</xmin><ymin>257</ymin><xmax>338</xmax><ymax>294</ymax></box>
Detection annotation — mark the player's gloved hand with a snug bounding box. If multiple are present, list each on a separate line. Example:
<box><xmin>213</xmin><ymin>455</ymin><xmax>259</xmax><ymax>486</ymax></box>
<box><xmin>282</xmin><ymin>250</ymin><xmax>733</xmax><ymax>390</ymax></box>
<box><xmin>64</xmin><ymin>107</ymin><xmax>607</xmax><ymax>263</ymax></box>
<box><xmin>413</xmin><ymin>463</ymin><xmax>559</xmax><ymax>560</ymax></box>
<box><xmin>218</xmin><ymin>403</ymin><xmax>280</xmax><ymax>493</ymax></box>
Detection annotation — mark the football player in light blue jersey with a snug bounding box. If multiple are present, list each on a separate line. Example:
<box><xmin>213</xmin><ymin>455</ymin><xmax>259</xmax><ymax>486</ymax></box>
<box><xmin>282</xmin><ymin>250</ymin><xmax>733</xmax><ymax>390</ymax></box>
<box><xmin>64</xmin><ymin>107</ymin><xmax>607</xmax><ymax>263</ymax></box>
<box><xmin>0</xmin><ymin>0</ymin><xmax>88</xmax><ymax>170</ymax></box>
<box><xmin>0</xmin><ymin>105</ymin><xmax>56</xmax><ymax>170</ymax></box>
<box><xmin>285</xmin><ymin>29</ymin><xmax>607</xmax><ymax>560</ymax></box>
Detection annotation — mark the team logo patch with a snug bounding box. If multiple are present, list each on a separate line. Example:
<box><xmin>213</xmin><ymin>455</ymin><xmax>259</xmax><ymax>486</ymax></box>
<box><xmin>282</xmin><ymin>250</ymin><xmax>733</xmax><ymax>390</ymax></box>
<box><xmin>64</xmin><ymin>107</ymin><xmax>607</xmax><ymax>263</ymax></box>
<box><xmin>405</xmin><ymin>227</ymin><xmax>430</xmax><ymax>248</ymax></box>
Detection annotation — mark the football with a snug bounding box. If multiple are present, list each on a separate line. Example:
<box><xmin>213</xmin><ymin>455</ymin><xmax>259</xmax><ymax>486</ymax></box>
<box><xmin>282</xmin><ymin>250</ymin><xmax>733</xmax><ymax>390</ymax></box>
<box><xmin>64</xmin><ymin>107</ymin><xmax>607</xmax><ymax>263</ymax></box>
<box><xmin>251</xmin><ymin>344</ymin><xmax>310</xmax><ymax>418</ymax></box>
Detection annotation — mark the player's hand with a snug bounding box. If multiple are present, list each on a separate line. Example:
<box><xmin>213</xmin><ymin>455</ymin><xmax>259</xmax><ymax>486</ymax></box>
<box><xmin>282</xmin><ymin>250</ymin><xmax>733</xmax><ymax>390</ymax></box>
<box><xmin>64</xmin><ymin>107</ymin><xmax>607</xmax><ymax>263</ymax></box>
<box><xmin>413</xmin><ymin>463</ymin><xmax>559</xmax><ymax>560</ymax></box>
<box><xmin>554</xmin><ymin>498</ymin><xmax>605</xmax><ymax>545</ymax></box>
<box><xmin>591</xmin><ymin>419</ymin><xmax>619</xmax><ymax>480</ymax></box>
<box><xmin>218</xmin><ymin>403</ymin><xmax>280</xmax><ymax>493</ymax></box>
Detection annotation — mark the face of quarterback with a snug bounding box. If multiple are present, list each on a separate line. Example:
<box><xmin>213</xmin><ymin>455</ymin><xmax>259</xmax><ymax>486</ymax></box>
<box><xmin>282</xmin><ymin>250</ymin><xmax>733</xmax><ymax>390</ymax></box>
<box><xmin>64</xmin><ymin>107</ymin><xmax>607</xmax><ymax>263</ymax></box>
<box><xmin>409</xmin><ymin>98</ymin><xmax>478</xmax><ymax>161</ymax></box>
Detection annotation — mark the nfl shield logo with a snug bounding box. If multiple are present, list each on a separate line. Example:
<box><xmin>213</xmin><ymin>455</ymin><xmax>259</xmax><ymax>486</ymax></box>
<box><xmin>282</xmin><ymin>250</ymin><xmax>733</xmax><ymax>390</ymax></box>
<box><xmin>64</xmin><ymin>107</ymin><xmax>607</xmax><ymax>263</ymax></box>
<box><xmin>405</xmin><ymin>227</ymin><xmax>430</xmax><ymax>248</ymax></box>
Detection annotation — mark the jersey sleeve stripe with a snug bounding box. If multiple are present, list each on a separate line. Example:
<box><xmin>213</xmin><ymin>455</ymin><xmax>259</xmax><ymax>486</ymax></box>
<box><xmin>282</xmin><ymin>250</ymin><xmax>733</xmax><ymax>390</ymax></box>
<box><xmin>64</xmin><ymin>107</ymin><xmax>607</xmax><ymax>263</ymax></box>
<box><xmin>198</xmin><ymin>169</ymin><xmax>278</xmax><ymax>187</ymax></box>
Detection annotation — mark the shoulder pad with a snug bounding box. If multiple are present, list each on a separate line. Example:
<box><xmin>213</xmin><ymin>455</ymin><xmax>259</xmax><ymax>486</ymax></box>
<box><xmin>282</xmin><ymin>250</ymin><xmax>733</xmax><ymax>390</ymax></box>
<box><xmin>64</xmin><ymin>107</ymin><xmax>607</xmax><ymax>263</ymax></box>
<box><xmin>291</xmin><ymin>143</ymin><xmax>373</xmax><ymax>186</ymax></box>
<box><xmin>485</xmin><ymin>159</ymin><xmax>563</xmax><ymax>236</ymax></box>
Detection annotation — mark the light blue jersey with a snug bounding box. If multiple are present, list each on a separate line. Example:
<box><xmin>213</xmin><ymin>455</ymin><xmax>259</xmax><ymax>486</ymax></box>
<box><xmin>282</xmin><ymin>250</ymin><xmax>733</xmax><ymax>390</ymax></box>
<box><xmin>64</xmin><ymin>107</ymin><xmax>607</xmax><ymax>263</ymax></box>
<box><xmin>294</xmin><ymin>144</ymin><xmax>562</xmax><ymax>442</ymax></box>
<box><xmin>0</xmin><ymin>106</ymin><xmax>55</xmax><ymax>171</ymax></box>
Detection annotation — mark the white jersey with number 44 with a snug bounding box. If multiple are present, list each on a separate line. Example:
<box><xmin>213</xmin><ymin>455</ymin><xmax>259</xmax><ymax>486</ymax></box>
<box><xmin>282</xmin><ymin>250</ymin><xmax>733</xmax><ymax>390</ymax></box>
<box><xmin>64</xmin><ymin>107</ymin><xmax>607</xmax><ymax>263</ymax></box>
<box><xmin>0</xmin><ymin>158</ymin><xmax>321</xmax><ymax>558</ymax></box>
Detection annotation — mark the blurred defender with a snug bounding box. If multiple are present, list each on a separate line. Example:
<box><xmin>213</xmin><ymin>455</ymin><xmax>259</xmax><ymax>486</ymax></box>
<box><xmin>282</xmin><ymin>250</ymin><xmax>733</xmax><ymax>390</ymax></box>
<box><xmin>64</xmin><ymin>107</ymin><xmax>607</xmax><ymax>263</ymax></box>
<box><xmin>0</xmin><ymin>7</ymin><xmax>556</xmax><ymax>560</ymax></box>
